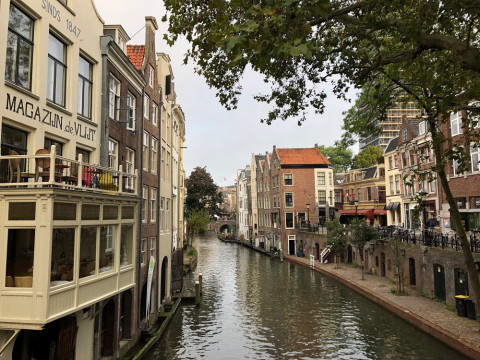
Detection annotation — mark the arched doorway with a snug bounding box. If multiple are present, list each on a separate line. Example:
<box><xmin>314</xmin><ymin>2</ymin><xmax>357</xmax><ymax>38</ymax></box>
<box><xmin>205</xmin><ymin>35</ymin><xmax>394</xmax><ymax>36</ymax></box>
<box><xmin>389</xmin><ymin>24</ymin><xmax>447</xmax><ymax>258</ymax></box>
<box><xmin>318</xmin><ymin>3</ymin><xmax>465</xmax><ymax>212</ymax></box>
<box><xmin>161</xmin><ymin>256</ymin><xmax>168</xmax><ymax>304</ymax></box>
<box><xmin>101</xmin><ymin>300</ymin><xmax>115</xmax><ymax>357</ymax></box>
<box><xmin>121</xmin><ymin>291</ymin><xmax>132</xmax><ymax>340</ymax></box>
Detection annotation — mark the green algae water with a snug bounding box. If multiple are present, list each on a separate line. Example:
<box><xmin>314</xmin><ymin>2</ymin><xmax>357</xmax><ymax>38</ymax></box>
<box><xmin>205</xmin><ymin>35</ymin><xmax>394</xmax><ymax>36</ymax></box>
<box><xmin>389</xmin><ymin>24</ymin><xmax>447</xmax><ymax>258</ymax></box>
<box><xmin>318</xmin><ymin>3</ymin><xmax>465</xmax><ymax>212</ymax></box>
<box><xmin>146</xmin><ymin>233</ymin><xmax>467</xmax><ymax>360</ymax></box>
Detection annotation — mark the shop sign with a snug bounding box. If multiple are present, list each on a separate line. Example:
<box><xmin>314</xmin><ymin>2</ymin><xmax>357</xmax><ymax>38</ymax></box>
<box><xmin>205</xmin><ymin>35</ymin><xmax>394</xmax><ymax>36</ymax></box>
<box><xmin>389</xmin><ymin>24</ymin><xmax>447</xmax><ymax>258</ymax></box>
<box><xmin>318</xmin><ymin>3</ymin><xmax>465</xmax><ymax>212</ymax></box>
<box><xmin>5</xmin><ymin>93</ymin><xmax>96</xmax><ymax>142</ymax></box>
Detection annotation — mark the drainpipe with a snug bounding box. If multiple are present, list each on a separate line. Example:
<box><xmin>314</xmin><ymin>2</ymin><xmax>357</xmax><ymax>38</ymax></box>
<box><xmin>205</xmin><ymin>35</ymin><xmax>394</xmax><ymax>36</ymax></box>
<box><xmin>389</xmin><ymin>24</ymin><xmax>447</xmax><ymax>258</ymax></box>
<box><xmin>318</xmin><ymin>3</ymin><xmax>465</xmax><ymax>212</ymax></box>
<box><xmin>139</xmin><ymin>86</ymin><xmax>145</xmax><ymax>329</ymax></box>
<box><xmin>157</xmin><ymin>86</ymin><xmax>162</xmax><ymax>308</ymax></box>
<box><xmin>100</xmin><ymin>36</ymin><xmax>113</xmax><ymax>167</ymax></box>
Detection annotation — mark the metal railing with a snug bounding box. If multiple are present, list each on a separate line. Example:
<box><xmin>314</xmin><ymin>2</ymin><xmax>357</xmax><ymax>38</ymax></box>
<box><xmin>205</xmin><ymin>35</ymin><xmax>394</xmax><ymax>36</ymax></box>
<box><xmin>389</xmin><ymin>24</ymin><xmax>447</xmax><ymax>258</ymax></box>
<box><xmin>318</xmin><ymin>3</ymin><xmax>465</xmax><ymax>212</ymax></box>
<box><xmin>377</xmin><ymin>226</ymin><xmax>480</xmax><ymax>253</ymax></box>
<box><xmin>1</xmin><ymin>145</ymin><xmax>138</xmax><ymax>196</ymax></box>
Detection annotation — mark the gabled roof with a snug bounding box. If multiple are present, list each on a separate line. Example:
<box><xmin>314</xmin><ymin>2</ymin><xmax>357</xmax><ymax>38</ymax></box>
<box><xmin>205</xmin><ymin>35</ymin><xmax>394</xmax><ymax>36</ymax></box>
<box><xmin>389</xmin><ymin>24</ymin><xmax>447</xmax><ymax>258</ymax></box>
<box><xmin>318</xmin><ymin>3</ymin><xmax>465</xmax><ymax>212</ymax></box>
<box><xmin>127</xmin><ymin>45</ymin><xmax>145</xmax><ymax>70</ymax></box>
<box><xmin>276</xmin><ymin>148</ymin><xmax>330</xmax><ymax>165</ymax></box>
<box><xmin>384</xmin><ymin>136</ymin><xmax>399</xmax><ymax>154</ymax></box>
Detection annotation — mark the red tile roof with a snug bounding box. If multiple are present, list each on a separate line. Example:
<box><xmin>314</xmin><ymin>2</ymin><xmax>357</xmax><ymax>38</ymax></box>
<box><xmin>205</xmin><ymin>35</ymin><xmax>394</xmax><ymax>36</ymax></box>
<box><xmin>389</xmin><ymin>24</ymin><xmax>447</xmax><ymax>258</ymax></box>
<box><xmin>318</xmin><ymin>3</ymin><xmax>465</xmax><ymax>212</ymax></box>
<box><xmin>277</xmin><ymin>148</ymin><xmax>330</xmax><ymax>165</ymax></box>
<box><xmin>127</xmin><ymin>45</ymin><xmax>145</xmax><ymax>70</ymax></box>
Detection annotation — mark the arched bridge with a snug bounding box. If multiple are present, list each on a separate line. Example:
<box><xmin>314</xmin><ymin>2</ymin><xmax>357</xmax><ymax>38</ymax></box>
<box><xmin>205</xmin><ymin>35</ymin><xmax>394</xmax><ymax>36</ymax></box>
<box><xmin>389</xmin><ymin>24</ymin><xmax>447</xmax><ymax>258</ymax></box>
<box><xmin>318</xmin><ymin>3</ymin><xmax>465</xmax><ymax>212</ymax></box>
<box><xmin>208</xmin><ymin>219</ymin><xmax>236</xmax><ymax>234</ymax></box>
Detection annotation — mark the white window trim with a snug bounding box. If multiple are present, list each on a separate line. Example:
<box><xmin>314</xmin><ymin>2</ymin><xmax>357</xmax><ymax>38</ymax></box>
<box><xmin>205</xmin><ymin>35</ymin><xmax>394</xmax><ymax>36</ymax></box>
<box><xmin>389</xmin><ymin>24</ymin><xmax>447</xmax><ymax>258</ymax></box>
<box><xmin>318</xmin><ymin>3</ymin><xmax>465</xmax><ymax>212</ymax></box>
<box><xmin>285</xmin><ymin>212</ymin><xmax>294</xmax><ymax>229</ymax></box>
<box><xmin>284</xmin><ymin>192</ymin><xmax>294</xmax><ymax>208</ymax></box>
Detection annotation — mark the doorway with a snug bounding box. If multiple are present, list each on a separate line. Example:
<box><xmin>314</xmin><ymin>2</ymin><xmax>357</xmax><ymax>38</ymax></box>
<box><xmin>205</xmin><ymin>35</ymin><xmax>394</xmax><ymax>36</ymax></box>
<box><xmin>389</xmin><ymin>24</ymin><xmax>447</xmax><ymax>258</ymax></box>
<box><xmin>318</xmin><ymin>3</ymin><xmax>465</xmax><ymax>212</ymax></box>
<box><xmin>409</xmin><ymin>258</ymin><xmax>416</xmax><ymax>286</ymax></box>
<box><xmin>380</xmin><ymin>253</ymin><xmax>386</xmax><ymax>277</ymax></box>
<box><xmin>433</xmin><ymin>264</ymin><xmax>446</xmax><ymax>302</ymax></box>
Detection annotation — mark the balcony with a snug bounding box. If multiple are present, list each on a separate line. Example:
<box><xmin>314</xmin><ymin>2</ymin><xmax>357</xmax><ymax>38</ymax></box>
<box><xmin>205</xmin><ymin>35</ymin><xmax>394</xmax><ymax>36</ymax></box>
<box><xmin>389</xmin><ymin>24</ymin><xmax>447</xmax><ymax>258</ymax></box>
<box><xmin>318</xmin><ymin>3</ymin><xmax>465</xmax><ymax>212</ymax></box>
<box><xmin>1</xmin><ymin>145</ymin><xmax>138</xmax><ymax>196</ymax></box>
<box><xmin>0</xmin><ymin>146</ymin><xmax>138</xmax><ymax>330</ymax></box>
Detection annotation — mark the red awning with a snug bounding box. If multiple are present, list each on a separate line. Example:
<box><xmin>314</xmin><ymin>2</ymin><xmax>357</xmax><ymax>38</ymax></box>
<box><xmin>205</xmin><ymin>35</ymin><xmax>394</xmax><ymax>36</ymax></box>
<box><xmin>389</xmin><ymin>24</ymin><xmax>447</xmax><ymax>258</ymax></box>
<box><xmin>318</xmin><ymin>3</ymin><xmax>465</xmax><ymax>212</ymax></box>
<box><xmin>374</xmin><ymin>209</ymin><xmax>387</xmax><ymax>216</ymax></box>
<box><xmin>339</xmin><ymin>209</ymin><xmax>375</xmax><ymax>220</ymax></box>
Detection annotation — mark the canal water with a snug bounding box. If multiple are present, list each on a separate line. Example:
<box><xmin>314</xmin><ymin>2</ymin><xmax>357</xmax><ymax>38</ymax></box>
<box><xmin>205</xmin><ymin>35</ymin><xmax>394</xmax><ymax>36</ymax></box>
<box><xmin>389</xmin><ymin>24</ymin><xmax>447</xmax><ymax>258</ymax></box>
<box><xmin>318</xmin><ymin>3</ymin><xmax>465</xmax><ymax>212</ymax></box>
<box><xmin>146</xmin><ymin>234</ymin><xmax>466</xmax><ymax>360</ymax></box>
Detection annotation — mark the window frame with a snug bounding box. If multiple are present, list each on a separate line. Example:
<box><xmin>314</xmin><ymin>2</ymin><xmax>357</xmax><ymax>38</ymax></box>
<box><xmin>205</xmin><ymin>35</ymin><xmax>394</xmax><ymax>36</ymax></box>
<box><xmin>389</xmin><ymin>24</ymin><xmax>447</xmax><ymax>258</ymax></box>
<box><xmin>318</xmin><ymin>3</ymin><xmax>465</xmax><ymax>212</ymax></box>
<box><xmin>108</xmin><ymin>138</ymin><xmax>118</xmax><ymax>170</ymax></box>
<box><xmin>47</xmin><ymin>33</ymin><xmax>67</xmax><ymax>107</ymax></box>
<box><xmin>143</xmin><ymin>94</ymin><xmax>150</xmax><ymax>120</ymax></box>
<box><xmin>78</xmin><ymin>56</ymin><xmax>93</xmax><ymax>119</ymax></box>
<box><xmin>126</xmin><ymin>92</ymin><xmax>136</xmax><ymax>131</ymax></box>
<box><xmin>109</xmin><ymin>75</ymin><xmax>120</xmax><ymax>119</ymax></box>
<box><xmin>284</xmin><ymin>192</ymin><xmax>294</xmax><ymax>208</ymax></box>
<box><xmin>150</xmin><ymin>188</ymin><xmax>157</xmax><ymax>222</ymax></box>
<box><xmin>283</xmin><ymin>173</ymin><xmax>293</xmax><ymax>186</ymax></box>
<box><xmin>6</xmin><ymin>4</ymin><xmax>34</xmax><ymax>90</ymax></box>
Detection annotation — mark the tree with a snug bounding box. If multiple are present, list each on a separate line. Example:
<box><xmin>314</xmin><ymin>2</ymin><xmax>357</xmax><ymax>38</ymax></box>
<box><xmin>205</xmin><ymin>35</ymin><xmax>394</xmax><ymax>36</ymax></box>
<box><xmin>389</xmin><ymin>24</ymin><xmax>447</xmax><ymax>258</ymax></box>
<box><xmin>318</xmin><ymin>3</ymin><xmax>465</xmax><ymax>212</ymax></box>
<box><xmin>318</xmin><ymin>143</ymin><xmax>353</xmax><ymax>173</ymax></box>
<box><xmin>325</xmin><ymin>219</ymin><xmax>348</xmax><ymax>268</ymax></box>
<box><xmin>187</xmin><ymin>209</ymin><xmax>210</xmax><ymax>235</ymax></box>
<box><xmin>185</xmin><ymin>167</ymin><xmax>223</xmax><ymax>217</ymax></box>
<box><xmin>163</xmin><ymin>1</ymin><xmax>480</xmax><ymax>316</ymax></box>
<box><xmin>352</xmin><ymin>146</ymin><xmax>384</xmax><ymax>169</ymax></box>
<box><xmin>350</xmin><ymin>219</ymin><xmax>380</xmax><ymax>280</ymax></box>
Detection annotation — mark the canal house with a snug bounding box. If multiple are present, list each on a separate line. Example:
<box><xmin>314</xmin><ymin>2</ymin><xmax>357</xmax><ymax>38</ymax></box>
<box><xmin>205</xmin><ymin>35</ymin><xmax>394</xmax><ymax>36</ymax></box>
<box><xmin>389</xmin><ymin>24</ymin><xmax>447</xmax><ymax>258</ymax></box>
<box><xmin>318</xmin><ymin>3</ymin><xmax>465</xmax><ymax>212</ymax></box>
<box><xmin>270</xmin><ymin>146</ymin><xmax>333</xmax><ymax>256</ymax></box>
<box><xmin>0</xmin><ymin>1</ymin><xmax>139</xmax><ymax>358</ymax></box>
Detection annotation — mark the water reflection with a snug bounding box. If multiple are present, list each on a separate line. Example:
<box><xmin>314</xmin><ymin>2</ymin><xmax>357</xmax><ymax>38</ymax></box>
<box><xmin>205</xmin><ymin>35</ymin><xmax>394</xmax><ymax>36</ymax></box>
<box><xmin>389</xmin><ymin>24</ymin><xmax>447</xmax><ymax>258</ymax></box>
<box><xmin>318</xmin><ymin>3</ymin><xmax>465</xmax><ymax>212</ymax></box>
<box><xmin>146</xmin><ymin>234</ymin><xmax>466</xmax><ymax>360</ymax></box>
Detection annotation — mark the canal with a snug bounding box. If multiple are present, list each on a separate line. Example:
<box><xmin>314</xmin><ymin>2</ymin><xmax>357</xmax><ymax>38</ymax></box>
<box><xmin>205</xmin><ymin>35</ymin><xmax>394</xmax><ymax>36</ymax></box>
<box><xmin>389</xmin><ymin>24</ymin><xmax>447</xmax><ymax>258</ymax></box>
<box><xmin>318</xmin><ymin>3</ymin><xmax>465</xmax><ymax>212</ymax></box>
<box><xmin>146</xmin><ymin>233</ymin><xmax>466</xmax><ymax>360</ymax></box>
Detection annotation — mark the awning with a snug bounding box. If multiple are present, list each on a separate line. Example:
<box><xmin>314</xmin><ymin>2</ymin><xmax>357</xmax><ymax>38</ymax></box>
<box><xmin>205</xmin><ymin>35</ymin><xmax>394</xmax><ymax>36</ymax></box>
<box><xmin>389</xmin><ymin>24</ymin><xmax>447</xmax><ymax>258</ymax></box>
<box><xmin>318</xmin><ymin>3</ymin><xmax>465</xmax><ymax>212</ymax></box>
<box><xmin>386</xmin><ymin>202</ymin><xmax>400</xmax><ymax>211</ymax></box>
<box><xmin>339</xmin><ymin>209</ymin><xmax>375</xmax><ymax>220</ymax></box>
<box><xmin>374</xmin><ymin>209</ymin><xmax>387</xmax><ymax>216</ymax></box>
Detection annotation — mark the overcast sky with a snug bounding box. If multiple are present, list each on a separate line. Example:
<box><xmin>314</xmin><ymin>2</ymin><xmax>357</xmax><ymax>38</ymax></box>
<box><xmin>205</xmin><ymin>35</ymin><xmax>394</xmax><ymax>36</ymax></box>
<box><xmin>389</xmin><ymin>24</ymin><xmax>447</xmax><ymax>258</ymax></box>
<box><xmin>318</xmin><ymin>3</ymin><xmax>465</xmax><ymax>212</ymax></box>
<box><xmin>94</xmin><ymin>0</ymin><xmax>356</xmax><ymax>187</ymax></box>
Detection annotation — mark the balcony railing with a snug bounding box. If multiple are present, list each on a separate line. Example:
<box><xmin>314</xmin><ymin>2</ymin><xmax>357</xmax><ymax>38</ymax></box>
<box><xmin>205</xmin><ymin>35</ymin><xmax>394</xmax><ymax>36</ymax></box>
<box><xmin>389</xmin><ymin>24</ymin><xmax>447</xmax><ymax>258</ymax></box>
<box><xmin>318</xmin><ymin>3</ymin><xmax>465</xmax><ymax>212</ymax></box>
<box><xmin>1</xmin><ymin>145</ymin><xmax>138</xmax><ymax>195</ymax></box>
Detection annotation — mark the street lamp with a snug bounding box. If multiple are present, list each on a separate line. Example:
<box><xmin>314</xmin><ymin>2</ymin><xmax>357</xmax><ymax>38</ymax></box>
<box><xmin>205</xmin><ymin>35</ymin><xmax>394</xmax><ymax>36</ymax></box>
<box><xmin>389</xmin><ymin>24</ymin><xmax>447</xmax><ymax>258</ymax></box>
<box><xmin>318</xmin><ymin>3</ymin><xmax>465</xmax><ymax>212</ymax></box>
<box><xmin>306</xmin><ymin>203</ymin><xmax>310</xmax><ymax>230</ymax></box>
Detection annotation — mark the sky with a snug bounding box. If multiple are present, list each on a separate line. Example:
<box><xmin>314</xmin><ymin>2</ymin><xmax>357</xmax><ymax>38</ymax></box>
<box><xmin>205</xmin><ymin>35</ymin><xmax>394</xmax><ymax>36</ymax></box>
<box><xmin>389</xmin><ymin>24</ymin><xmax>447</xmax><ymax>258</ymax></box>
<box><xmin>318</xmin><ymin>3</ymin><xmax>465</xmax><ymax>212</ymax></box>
<box><xmin>94</xmin><ymin>0</ymin><xmax>357</xmax><ymax>187</ymax></box>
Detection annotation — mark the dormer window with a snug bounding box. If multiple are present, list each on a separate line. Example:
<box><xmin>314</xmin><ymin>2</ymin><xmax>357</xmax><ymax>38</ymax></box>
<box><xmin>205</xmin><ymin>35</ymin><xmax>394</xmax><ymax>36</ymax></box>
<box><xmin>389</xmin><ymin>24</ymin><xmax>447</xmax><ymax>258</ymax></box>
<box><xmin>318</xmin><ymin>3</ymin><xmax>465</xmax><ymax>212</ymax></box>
<box><xmin>402</xmin><ymin>129</ymin><xmax>407</xmax><ymax>141</ymax></box>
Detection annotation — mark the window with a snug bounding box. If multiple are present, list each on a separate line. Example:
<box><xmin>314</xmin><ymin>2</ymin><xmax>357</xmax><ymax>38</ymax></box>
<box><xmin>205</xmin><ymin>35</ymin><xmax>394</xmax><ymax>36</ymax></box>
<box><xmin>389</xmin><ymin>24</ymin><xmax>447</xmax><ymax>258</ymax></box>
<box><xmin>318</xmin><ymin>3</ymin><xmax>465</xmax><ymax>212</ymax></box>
<box><xmin>389</xmin><ymin>176</ymin><xmax>394</xmax><ymax>195</ymax></box>
<box><xmin>44</xmin><ymin>138</ymin><xmax>63</xmax><ymax>155</ymax></box>
<box><xmin>76</xmin><ymin>147</ymin><xmax>90</xmax><ymax>163</ymax></box>
<box><xmin>6</xmin><ymin>229</ymin><xmax>35</xmax><ymax>287</ymax></box>
<box><xmin>453</xmin><ymin>158</ymin><xmax>461</xmax><ymax>176</ymax></box>
<box><xmin>6</xmin><ymin>5</ymin><xmax>34</xmax><ymax>90</ymax></box>
<box><xmin>120</xmin><ymin>225</ymin><xmax>133</xmax><ymax>267</ymax></box>
<box><xmin>149</xmin><ymin>65</ymin><xmax>155</xmax><ymax>87</ymax></box>
<box><xmin>166</xmin><ymin>199</ymin><xmax>170</xmax><ymax>231</ymax></box>
<box><xmin>284</xmin><ymin>174</ymin><xmax>293</xmax><ymax>186</ymax></box>
<box><xmin>160</xmin><ymin>198</ymin><xmax>165</xmax><ymax>231</ymax></box>
<box><xmin>418</xmin><ymin>121</ymin><xmax>426</xmax><ymax>135</ymax></box>
<box><xmin>317</xmin><ymin>172</ymin><xmax>325</xmax><ymax>186</ymax></box>
<box><xmin>150</xmin><ymin>188</ymin><xmax>157</xmax><ymax>222</ymax></box>
<box><xmin>109</xmin><ymin>76</ymin><xmax>120</xmax><ymax>119</ymax></box>
<box><xmin>141</xmin><ymin>238</ymin><xmax>147</xmax><ymax>265</ymax></box>
<box><xmin>80</xmin><ymin>227</ymin><xmax>96</xmax><ymax>278</ymax></box>
<box><xmin>471</xmin><ymin>146</ymin><xmax>480</xmax><ymax>172</ymax></box>
<box><xmin>161</xmin><ymin>147</ymin><xmax>165</xmax><ymax>179</ymax></box>
<box><xmin>144</xmin><ymin>95</ymin><xmax>149</xmax><ymax>119</ymax></box>
<box><xmin>150</xmin><ymin>237</ymin><xmax>155</xmax><ymax>258</ymax></box>
<box><xmin>127</xmin><ymin>92</ymin><xmax>136</xmax><ymax>130</ymax></box>
<box><xmin>167</xmin><ymin>152</ymin><xmax>171</xmax><ymax>182</ymax></box>
<box><xmin>285</xmin><ymin>193</ymin><xmax>293</xmax><ymax>207</ymax></box>
<box><xmin>108</xmin><ymin>138</ymin><xmax>118</xmax><ymax>169</ymax></box>
<box><xmin>142</xmin><ymin>186</ymin><xmax>148</xmax><ymax>223</ymax></box>
<box><xmin>78</xmin><ymin>56</ymin><xmax>92</xmax><ymax>118</ymax></box>
<box><xmin>318</xmin><ymin>190</ymin><xmax>326</xmax><ymax>204</ymax></box>
<box><xmin>47</xmin><ymin>34</ymin><xmax>67</xmax><ymax>106</ymax></box>
<box><xmin>285</xmin><ymin>212</ymin><xmax>294</xmax><ymax>228</ymax></box>
<box><xmin>388</xmin><ymin>156</ymin><xmax>393</xmax><ymax>170</ymax></box>
<box><xmin>125</xmin><ymin>147</ymin><xmax>135</xmax><ymax>190</ymax></box>
<box><xmin>152</xmin><ymin>103</ymin><xmax>158</xmax><ymax>126</ymax></box>
<box><xmin>451</xmin><ymin>111</ymin><xmax>461</xmax><ymax>136</ymax></box>
<box><xmin>143</xmin><ymin>131</ymin><xmax>149</xmax><ymax>171</ymax></box>
<box><xmin>151</xmin><ymin>137</ymin><xmax>158</xmax><ymax>174</ymax></box>
<box><xmin>51</xmin><ymin>228</ymin><xmax>75</xmax><ymax>285</ymax></box>
<box><xmin>402</xmin><ymin>129</ymin><xmax>407</xmax><ymax>141</ymax></box>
